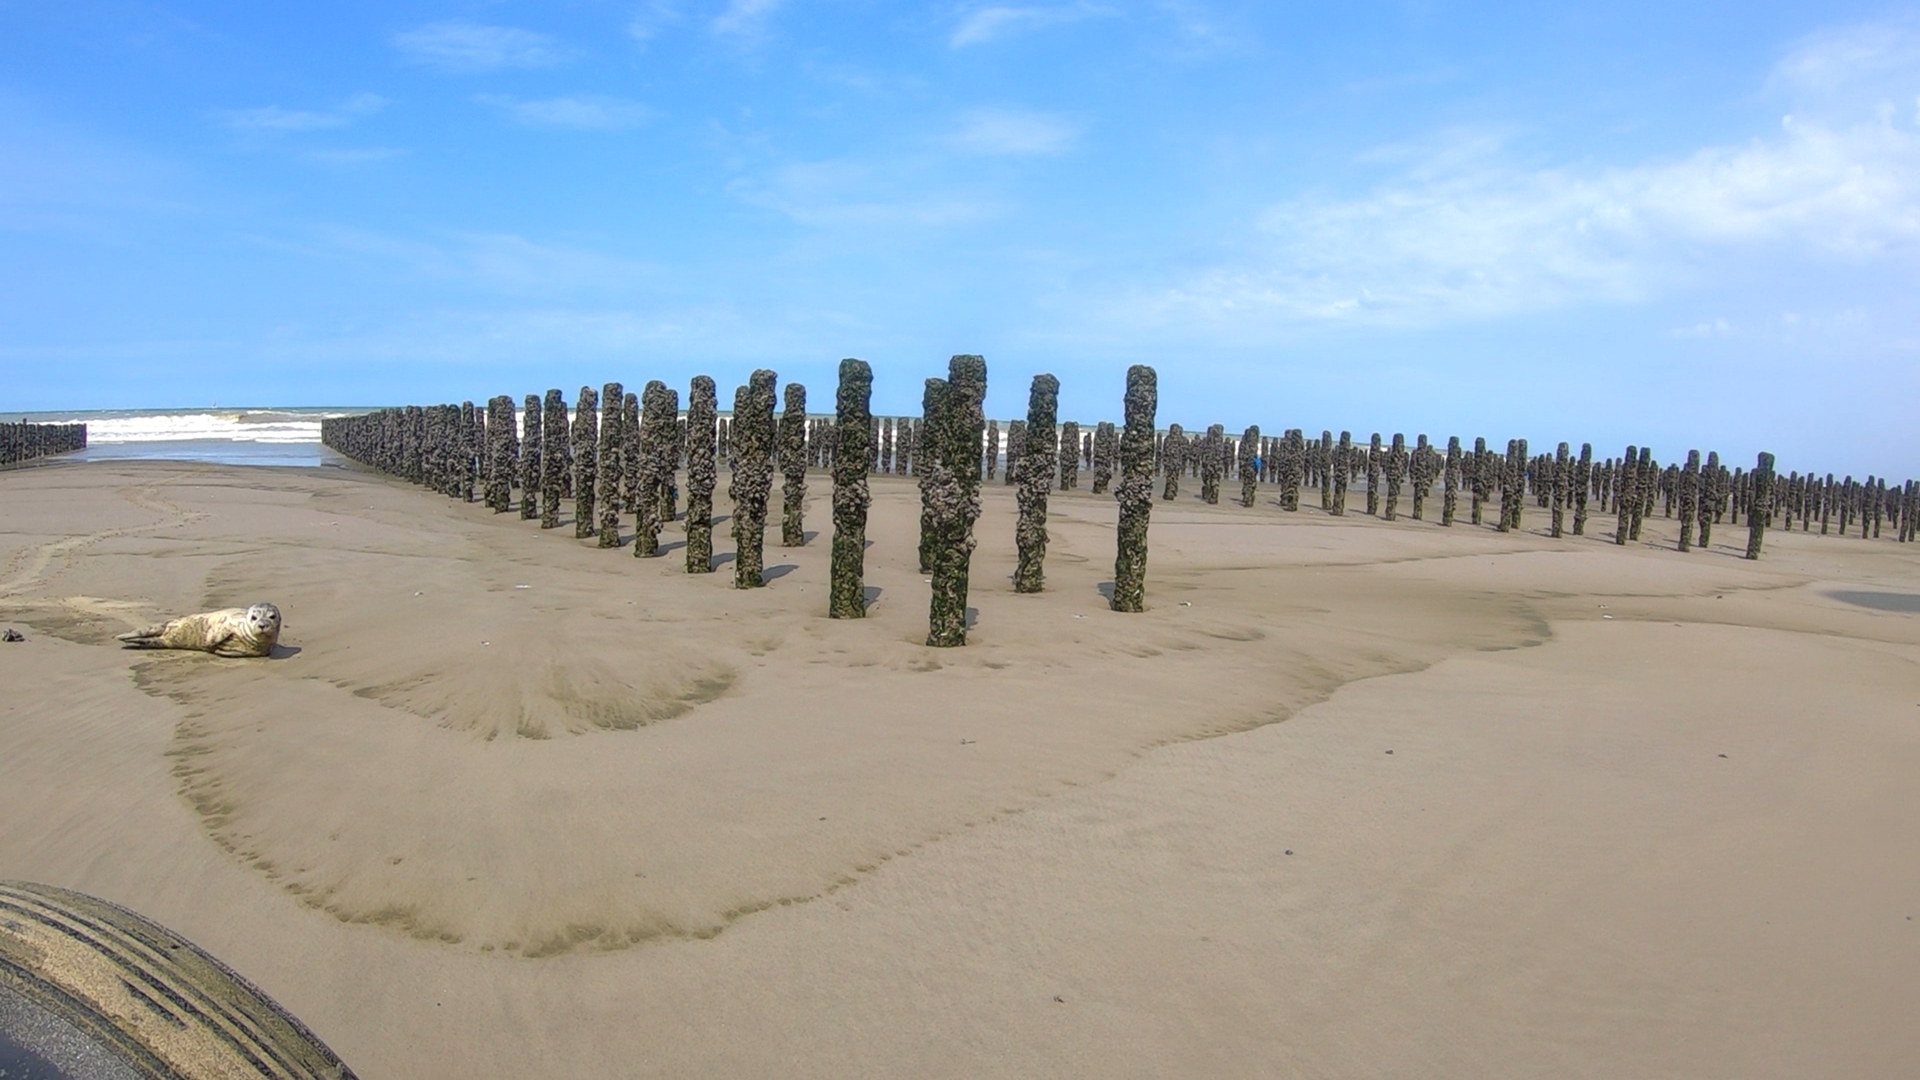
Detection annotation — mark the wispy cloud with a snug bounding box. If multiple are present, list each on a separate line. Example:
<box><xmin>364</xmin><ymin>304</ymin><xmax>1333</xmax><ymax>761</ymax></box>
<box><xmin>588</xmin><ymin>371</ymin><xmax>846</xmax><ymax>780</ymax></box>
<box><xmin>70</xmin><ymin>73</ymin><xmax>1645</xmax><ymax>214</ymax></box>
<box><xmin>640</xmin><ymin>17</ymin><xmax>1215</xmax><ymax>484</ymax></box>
<box><xmin>476</xmin><ymin>95</ymin><xmax>654</xmax><ymax>131</ymax></box>
<box><xmin>306</xmin><ymin>147</ymin><xmax>408</xmax><ymax>166</ymax></box>
<box><xmin>626</xmin><ymin>2</ymin><xmax>682</xmax><ymax>44</ymax></box>
<box><xmin>390</xmin><ymin>21</ymin><xmax>570</xmax><ymax>73</ymax></box>
<box><xmin>712</xmin><ymin>0</ymin><xmax>784</xmax><ymax>38</ymax></box>
<box><xmin>727</xmin><ymin>159</ymin><xmax>1004</xmax><ymax>227</ymax></box>
<box><xmin>1768</xmin><ymin>19</ymin><xmax>1920</xmax><ymax>101</ymax></box>
<box><xmin>218</xmin><ymin>93</ymin><xmax>387</xmax><ymax>133</ymax></box>
<box><xmin>950</xmin><ymin>3</ymin><xmax>1111</xmax><ymax>48</ymax></box>
<box><xmin>285</xmin><ymin>226</ymin><xmax>663</xmax><ymax>297</ymax></box>
<box><xmin>1150</xmin><ymin>114</ymin><xmax>1920</xmax><ymax>332</ymax></box>
<box><xmin>1671</xmin><ymin>318</ymin><xmax>1733</xmax><ymax>339</ymax></box>
<box><xmin>950</xmin><ymin>108</ymin><xmax>1078</xmax><ymax>155</ymax></box>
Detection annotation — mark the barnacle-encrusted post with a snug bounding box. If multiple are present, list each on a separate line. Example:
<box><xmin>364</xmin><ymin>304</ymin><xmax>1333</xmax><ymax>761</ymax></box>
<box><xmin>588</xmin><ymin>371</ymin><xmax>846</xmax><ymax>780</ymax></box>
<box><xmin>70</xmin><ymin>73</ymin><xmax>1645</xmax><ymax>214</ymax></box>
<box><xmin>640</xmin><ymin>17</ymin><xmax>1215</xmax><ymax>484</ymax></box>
<box><xmin>542</xmin><ymin>390</ymin><xmax>569</xmax><ymax>529</ymax></box>
<box><xmin>596</xmin><ymin>382</ymin><xmax>624</xmax><ymax>547</ymax></box>
<box><xmin>1320</xmin><ymin>431</ymin><xmax>1335</xmax><ymax>511</ymax></box>
<box><xmin>685</xmin><ymin>377</ymin><xmax>718</xmax><ymax>572</ymax></box>
<box><xmin>1014</xmin><ymin>374</ymin><xmax>1059</xmax><ymax>594</ymax></box>
<box><xmin>780</xmin><ymin>382</ymin><xmax>809</xmax><ymax>546</ymax></box>
<box><xmin>829</xmin><ymin>360</ymin><xmax>873</xmax><ymax>617</ymax></box>
<box><xmin>1238</xmin><ymin>425</ymin><xmax>1261</xmax><ymax>507</ymax></box>
<box><xmin>634</xmin><ymin>381</ymin><xmax>677</xmax><ymax>557</ymax></box>
<box><xmin>1550</xmin><ymin>442</ymin><xmax>1569</xmax><ymax>538</ymax></box>
<box><xmin>1678</xmin><ymin>449</ymin><xmax>1700</xmax><ymax>552</ymax></box>
<box><xmin>1200</xmin><ymin>424</ymin><xmax>1225</xmax><ymax>504</ymax></box>
<box><xmin>1058</xmin><ymin>420</ymin><xmax>1080</xmax><ymax>491</ymax></box>
<box><xmin>573</xmin><ymin>386</ymin><xmax>599</xmax><ymax>539</ymax></box>
<box><xmin>925</xmin><ymin>355</ymin><xmax>987</xmax><ymax>647</ymax></box>
<box><xmin>1091</xmin><ymin>421</ymin><xmax>1116</xmax><ymax>494</ymax></box>
<box><xmin>729</xmin><ymin>371</ymin><xmax>777</xmax><ymax>587</ymax></box>
<box><xmin>1384</xmin><ymin>433</ymin><xmax>1407</xmax><ymax>521</ymax></box>
<box><xmin>1161</xmin><ymin>424</ymin><xmax>1184</xmax><ymax>501</ymax></box>
<box><xmin>1110</xmin><ymin>365</ymin><xmax>1157</xmax><ymax>613</ymax></box>
<box><xmin>1745</xmin><ymin>451</ymin><xmax>1774</xmax><ymax>559</ymax></box>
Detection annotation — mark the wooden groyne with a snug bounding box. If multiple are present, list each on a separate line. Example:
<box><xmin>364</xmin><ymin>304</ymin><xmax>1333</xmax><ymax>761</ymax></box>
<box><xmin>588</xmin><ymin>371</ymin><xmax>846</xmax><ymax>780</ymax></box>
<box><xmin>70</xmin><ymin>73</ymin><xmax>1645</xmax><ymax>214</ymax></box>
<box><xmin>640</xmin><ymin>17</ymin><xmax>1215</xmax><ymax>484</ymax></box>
<box><xmin>1</xmin><ymin>422</ymin><xmax>87</xmax><ymax>467</ymax></box>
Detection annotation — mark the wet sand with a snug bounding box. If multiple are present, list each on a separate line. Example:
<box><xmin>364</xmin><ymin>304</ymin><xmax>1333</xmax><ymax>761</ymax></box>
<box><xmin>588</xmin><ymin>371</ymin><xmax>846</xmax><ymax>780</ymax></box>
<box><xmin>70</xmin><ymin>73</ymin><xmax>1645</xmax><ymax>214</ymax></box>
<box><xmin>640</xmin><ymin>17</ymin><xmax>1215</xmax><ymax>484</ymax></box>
<box><xmin>2</xmin><ymin>458</ymin><xmax>1916</xmax><ymax>1077</ymax></box>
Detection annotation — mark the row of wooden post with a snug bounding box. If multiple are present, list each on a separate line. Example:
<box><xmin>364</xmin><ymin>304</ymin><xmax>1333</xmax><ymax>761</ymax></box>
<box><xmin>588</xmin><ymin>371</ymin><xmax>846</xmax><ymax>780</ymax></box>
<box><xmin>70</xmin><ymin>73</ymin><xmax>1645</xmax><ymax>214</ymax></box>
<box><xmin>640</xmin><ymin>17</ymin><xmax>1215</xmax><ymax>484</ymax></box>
<box><xmin>1</xmin><ymin>423</ymin><xmax>87</xmax><ymax>466</ymax></box>
<box><xmin>320</xmin><ymin>363</ymin><xmax>1163</xmax><ymax>647</ymax></box>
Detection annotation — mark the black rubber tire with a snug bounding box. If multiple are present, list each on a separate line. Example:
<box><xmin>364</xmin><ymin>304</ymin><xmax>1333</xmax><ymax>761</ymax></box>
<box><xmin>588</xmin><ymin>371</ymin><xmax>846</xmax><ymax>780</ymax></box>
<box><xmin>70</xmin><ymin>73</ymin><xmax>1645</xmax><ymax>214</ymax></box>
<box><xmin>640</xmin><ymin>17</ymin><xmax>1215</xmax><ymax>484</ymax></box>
<box><xmin>0</xmin><ymin>880</ymin><xmax>356</xmax><ymax>1079</ymax></box>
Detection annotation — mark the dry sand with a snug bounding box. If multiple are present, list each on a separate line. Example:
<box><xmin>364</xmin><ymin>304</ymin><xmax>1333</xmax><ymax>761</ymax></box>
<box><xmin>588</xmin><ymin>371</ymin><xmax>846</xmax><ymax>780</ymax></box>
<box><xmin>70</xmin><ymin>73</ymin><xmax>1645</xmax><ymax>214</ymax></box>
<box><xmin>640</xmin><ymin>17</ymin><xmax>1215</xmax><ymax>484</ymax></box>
<box><xmin>1</xmin><ymin>458</ymin><xmax>1916</xmax><ymax>1077</ymax></box>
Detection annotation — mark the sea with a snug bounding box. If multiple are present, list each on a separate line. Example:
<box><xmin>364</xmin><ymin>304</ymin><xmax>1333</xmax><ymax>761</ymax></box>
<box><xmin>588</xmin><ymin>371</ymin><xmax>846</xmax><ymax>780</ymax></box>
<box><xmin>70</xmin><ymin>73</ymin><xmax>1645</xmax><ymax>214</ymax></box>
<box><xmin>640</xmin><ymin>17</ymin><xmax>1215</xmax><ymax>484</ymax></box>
<box><xmin>13</xmin><ymin>408</ymin><xmax>366</xmax><ymax>468</ymax></box>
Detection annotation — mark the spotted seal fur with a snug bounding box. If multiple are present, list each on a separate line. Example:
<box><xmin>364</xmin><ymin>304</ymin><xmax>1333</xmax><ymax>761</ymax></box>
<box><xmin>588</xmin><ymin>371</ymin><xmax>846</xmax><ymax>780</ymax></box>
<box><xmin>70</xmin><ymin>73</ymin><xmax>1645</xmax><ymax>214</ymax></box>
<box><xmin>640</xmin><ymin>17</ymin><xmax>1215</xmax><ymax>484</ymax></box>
<box><xmin>116</xmin><ymin>602</ymin><xmax>282</xmax><ymax>658</ymax></box>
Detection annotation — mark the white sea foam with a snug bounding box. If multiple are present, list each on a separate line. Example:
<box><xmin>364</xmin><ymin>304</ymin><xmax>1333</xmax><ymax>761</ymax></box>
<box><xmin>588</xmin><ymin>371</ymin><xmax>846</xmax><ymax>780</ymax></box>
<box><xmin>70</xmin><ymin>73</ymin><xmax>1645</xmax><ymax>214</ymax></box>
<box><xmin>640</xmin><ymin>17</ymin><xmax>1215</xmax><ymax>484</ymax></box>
<box><xmin>39</xmin><ymin>410</ymin><xmax>344</xmax><ymax>445</ymax></box>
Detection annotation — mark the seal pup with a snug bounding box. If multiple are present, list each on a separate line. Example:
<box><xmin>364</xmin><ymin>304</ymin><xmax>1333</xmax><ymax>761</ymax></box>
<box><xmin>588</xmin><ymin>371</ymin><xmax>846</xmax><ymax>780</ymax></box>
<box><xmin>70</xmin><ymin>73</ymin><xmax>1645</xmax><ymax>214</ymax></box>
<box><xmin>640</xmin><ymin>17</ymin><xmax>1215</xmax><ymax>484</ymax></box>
<box><xmin>117</xmin><ymin>603</ymin><xmax>282</xmax><ymax>658</ymax></box>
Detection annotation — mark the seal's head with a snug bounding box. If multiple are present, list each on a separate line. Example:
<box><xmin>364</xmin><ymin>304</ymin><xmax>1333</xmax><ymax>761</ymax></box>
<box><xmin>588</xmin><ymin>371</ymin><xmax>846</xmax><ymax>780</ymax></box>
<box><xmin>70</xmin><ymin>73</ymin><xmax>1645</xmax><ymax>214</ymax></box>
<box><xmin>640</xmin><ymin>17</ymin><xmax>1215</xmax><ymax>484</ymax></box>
<box><xmin>245</xmin><ymin>603</ymin><xmax>282</xmax><ymax>642</ymax></box>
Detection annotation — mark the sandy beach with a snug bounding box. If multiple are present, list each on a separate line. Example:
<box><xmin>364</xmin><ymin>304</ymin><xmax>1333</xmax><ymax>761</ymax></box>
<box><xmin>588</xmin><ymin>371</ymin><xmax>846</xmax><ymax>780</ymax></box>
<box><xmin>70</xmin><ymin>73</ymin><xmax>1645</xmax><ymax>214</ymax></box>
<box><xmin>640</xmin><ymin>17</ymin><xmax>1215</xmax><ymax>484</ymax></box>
<box><xmin>2</xmin><ymin>456</ymin><xmax>1916</xmax><ymax>1078</ymax></box>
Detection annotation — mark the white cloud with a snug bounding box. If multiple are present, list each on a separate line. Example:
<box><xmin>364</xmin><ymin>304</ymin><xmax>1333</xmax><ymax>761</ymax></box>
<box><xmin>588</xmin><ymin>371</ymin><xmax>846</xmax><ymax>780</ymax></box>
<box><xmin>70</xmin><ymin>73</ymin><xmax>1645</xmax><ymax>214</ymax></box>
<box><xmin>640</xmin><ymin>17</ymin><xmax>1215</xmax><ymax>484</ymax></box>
<box><xmin>220</xmin><ymin>106</ymin><xmax>346</xmax><ymax>132</ymax></box>
<box><xmin>950</xmin><ymin>3</ymin><xmax>1110</xmax><ymax>48</ymax></box>
<box><xmin>390</xmin><ymin>21</ymin><xmax>570</xmax><ymax>73</ymax></box>
<box><xmin>1130</xmin><ymin>102</ymin><xmax>1920</xmax><ymax>335</ymax></box>
<box><xmin>1768</xmin><ymin>20</ymin><xmax>1920</xmax><ymax>101</ymax></box>
<box><xmin>950</xmin><ymin>108</ymin><xmax>1077</xmax><ymax>155</ymax></box>
<box><xmin>726</xmin><ymin>159</ymin><xmax>1003</xmax><ymax>227</ymax></box>
<box><xmin>305</xmin><ymin>147</ymin><xmax>408</xmax><ymax>166</ymax></box>
<box><xmin>289</xmin><ymin>226</ymin><xmax>663</xmax><ymax>296</ymax></box>
<box><xmin>477</xmin><ymin>95</ymin><xmax>654</xmax><ymax>131</ymax></box>
<box><xmin>627</xmin><ymin>2</ymin><xmax>682</xmax><ymax>44</ymax></box>
<box><xmin>712</xmin><ymin>0</ymin><xmax>784</xmax><ymax>38</ymax></box>
<box><xmin>218</xmin><ymin>94</ymin><xmax>388</xmax><ymax>134</ymax></box>
<box><xmin>1672</xmin><ymin>318</ymin><xmax>1733</xmax><ymax>339</ymax></box>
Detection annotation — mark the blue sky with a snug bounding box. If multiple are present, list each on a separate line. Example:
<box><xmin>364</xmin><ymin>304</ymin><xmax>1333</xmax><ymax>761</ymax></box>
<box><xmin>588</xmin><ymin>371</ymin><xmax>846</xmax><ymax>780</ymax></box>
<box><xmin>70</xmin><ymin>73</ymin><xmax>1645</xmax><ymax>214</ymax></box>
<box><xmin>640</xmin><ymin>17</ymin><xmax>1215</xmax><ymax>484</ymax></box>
<box><xmin>3</xmin><ymin>2</ymin><xmax>1917</xmax><ymax>474</ymax></box>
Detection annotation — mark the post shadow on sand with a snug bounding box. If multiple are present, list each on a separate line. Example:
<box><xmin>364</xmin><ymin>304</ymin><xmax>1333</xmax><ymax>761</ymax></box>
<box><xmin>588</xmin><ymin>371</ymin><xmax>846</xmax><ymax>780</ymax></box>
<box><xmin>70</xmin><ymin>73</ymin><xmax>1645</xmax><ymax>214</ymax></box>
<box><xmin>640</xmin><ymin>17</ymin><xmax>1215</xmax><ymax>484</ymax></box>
<box><xmin>655</xmin><ymin>538</ymin><xmax>686</xmax><ymax>554</ymax></box>
<box><xmin>763</xmin><ymin>564</ymin><xmax>798</xmax><ymax>582</ymax></box>
<box><xmin>1096</xmin><ymin>581</ymin><xmax>1115</xmax><ymax>602</ymax></box>
<box><xmin>862</xmin><ymin>586</ymin><xmax>883</xmax><ymax>608</ymax></box>
<box><xmin>710</xmin><ymin>552</ymin><xmax>736</xmax><ymax>570</ymax></box>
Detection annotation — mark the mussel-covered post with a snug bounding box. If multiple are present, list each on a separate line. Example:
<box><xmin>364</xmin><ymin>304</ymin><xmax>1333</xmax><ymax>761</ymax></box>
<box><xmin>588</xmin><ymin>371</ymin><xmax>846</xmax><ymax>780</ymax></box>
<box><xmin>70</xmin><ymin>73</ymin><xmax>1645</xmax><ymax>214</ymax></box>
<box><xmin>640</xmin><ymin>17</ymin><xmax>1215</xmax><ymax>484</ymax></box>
<box><xmin>486</xmin><ymin>396</ymin><xmax>516</xmax><ymax>513</ymax></box>
<box><xmin>542</xmin><ymin>390</ymin><xmax>569</xmax><ymax>529</ymax></box>
<box><xmin>684</xmin><ymin>376</ymin><xmax>718</xmax><ymax>572</ymax></box>
<box><xmin>1014</xmin><ymin>374</ymin><xmax>1059</xmax><ymax>594</ymax></box>
<box><xmin>780</xmin><ymin>382</ymin><xmax>808</xmax><ymax>546</ymax></box>
<box><xmin>1442</xmin><ymin>436</ymin><xmax>1460</xmax><ymax>526</ymax></box>
<box><xmin>1201</xmin><ymin>424</ymin><xmax>1225</xmax><ymax>505</ymax></box>
<box><xmin>1332</xmin><ymin>431</ymin><xmax>1352</xmax><ymax>515</ymax></box>
<box><xmin>1091</xmin><ymin>421</ymin><xmax>1116</xmax><ymax>494</ymax></box>
<box><xmin>1614</xmin><ymin>446</ymin><xmax>1636</xmax><ymax>545</ymax></box>
<box><xmin>635</xmin><ymin>381</ymin><xmax>677</xmax><ymax>557</ymax></box>
<box><xmin>1550</xmin><ymin>442</ymin><xmax>1569</xmax><ymax>538</ymax></box>
<box><xmin>521</xmin><ymin>394</ymin><xmax>544</xmax><ymax>520</ymax></box>
<box><xmin>1238</xmin><ymin>425</ymin><xmax>1261</xmax><ymax>507</ymax></box>
<box><xmin>597</xmin><ymin>382</ymin><xmax>624</xmax><ymax>547</ymax></box>
<box><xmin>1058</xmin><ymin>420</ymin><xmax>1080</xmax><ymax>492</ymax></box>
<box><xmin>730</xmin><ymin>370</ymin><xmax>777</xmax><ymax>587</ymax></box>
<box><xmin>1678</xmin><ymin>449</ymin><xmax>1700</xmax><ymax>552</ymax></box>
<box><xmin>1384</xmin><ymin>434</ymin><xmax>1407</xmax><ymax>521</ymax></box>
<box><xmin>1161</xmin><ymin>424</ymin><xmax>1184</xmax><ymax>501</ymax></box>
<box><xmin>829</xmin><ymin>360</ymin><xmax>874</xmax><ymax>617</ymax></box>
<box><xmin>1110</xmin><ymin>365</ymin><xmax>1157</xmax><ymax>613</ymax></box>
<box><xmin>573</xmin><ymin>386</ymin><xmax>599</xmax><ymax>539</ymax></box>
<box><xmin>1745</xmin><ymin>451</ymin><xmax>1775</xmax><ymax>560</ymax></box>
<box><xmin>925</xmin><ymin>355</ymin><xmax>987</xmax><ymax>647</ymax></box>
<box><xmin>1573</xmin><ymin>443</ymin><xmax>1592</xmax><ymax>535</ymax></box>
